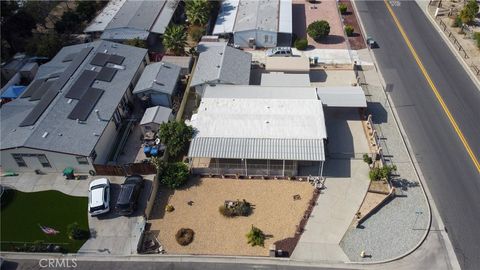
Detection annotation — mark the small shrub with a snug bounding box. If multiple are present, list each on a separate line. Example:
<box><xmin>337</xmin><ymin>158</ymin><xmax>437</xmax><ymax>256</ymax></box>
<box><xmin>363</xmin><ymin>153</ymin><xmax>373</xmax><ymax>165</ymax></box>
<box><xmin>473</xmin><ymin>32</ymin><xmax>480</xmax><ymax>48</ymax></box>
<box><xmin>189</xmin><ymin>25</ymin><xmax>205</xmax><ymax>43</ymax></box>
<box><xmin>219</xmin><ymin>199</ymin><xmax>252</xmax><ymax>217</ymax></box>
<box><xmin>160</xmin><ymin>162</ymin><xmax>189</xmax><ymax>189</ymax></box>
<box><xmin>345</xmin><ymin>25</ymin><xmax>354</xmax><ymax>37</ymax></box>
<box><xmin>165</xmin><ymin>204</ymin><xmax>175</xmax><ymax>212</ymax></box>
<box><xmin>219</xmin><ymin>205</ymin><xmax>236</xmax><ymax>217</ymax></box>
<box><xmin>67</xmin><ymin>222</ymin><xmax>90</xmax><ymax>240</ymax></box>
<box><xmin>175</xmin><ymin>228</ymin><xmax>195</xmax><ymax>246</ymax></box>
<box><xmin>369</xmin><ymin>165</ymin><xmax>397</xmax><ymax>181</ymax></box>
<box><xmin>246</xmin><ymin>226</ymin><xmax>265</xmax><ymax>247</ymax></box>
<box><xmin>307</xmin><ymin>20</ymin><xmax>331</xmax><ymax>41</ymax></box>
<box><xmin>452</xmin><ymin>16</ymin><xmax>463</xmax><ymax>28</ymax></box>
<box><xmin>338</xmin><ymin>3</ymin><xmax>348</xmax><ymax>14</ymax></box>
<box><xmin>294</xmin><ymin>38</ymin><xmax>308</xmax><ymax>50</ymax></box>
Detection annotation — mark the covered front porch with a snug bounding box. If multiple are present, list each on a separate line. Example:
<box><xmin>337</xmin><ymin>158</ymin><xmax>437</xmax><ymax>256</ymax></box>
<box><xmin>189</xmin><ymin>158</ymin><xmax>324</xmax><ymax>178</ymax></box>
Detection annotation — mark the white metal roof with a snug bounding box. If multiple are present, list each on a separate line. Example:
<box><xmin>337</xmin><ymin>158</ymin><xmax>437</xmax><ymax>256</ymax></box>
<box><xmin>265</xmin><ymin>56</ymin><xmax>310</xmax><ymax>72</ymax></box>
<box><xmin>84</xmin><ymin>0</ymin><xmax>126</xmax><ymax>33</ymax></box>
<box><xmin>261</xmin><ymin>72</ymin><xmax>310</xmax><ymax>87</ymax></box>
<box><xmin>213</xmin><ymin>0</ymin><xmax>239</xmax><ymax>35</ymax></box>
<box><xmin>316</xmin><ymin>86</ymin><xmax>367</xmax><ymax>107</ymax></box>
<box><xmin>188</xmin><ymin>87</ymin><xmax>326</xmax><ymax>161</ymax></box>
<box><xmin>214</xmin><ymin>0</ymin><xmax>292</xmax><ymax>34</ymax></box>
<box><xmin>189</xmin><ymin>137</ymin><xmax>325</xmax><ymax>161</ymax></box>
<box><xmin>279</xmin><ymin>0</ymin><xmax>292</xmax><ymax>33</ymax></box>
<box><xmin>204</xmin><ymin>84</ymin><xmax>317</xmax><ymax>99</ymax></box>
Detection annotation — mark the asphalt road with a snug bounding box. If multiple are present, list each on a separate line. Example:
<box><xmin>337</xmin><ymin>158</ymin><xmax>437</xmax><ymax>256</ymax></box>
<box><xmin>2</xmin><ymin>259</ymin><xmax>352</xmax><ymax>270</ymax></box>
<box><xmin>354</xmin><ymin>0</ymin><xmax>480</xmax><ymax>269</ymax></box>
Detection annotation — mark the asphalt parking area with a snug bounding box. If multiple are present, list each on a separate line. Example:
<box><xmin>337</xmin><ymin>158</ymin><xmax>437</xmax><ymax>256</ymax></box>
<box><xmin>78</xmin><ymin>176</ymin><xmax>154</xmax><ymax>255</ymax></box>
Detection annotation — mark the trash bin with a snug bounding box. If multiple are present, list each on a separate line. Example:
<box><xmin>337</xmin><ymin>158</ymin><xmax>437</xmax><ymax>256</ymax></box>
<box><xmin>63</xmin><ymin>167</ymin><xmax>75</xmax><ymax>180</ymax></box>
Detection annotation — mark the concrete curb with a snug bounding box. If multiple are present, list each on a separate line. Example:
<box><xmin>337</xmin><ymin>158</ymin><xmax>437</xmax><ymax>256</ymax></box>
<box><xmin>420</xmin><ymin>1</ymin><xmax>480</xmax><ymax>92</ymax></box>
<box><xmin>347</xmin><ymin>0</ymin><xmax>432</xmax><ymax>265</ymax></box>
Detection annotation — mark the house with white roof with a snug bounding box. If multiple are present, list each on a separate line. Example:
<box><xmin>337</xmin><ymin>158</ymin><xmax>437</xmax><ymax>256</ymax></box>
<box><xmin>187</xmin><ymin>85</ymin><xmax>327</xmax><ymax>177</ymax></box>
<box><xmin>213</xmin><ymin>0</ymin><xmax>292</xmax><ymax>48</ymax></box>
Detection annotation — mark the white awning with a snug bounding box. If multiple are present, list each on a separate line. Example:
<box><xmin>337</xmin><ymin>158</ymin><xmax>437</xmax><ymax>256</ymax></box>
<box><xmin>279</xmin><ymin>0</ymin><xmax>292</xmax><ymax>33</ymax></box>
<box><xmin>316</xmin><ymin>86</ymin><xmax>367</xmax><ymax>107</ymax></box>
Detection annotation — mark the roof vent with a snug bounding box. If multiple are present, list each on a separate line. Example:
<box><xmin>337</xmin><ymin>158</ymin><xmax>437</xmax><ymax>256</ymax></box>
<box><xmin>104</xmin><ymin>49</ymin><xmax>108</xmax><ymax>53</ymax></box>
<box><xmin>11</xmin><ymin>128</ymin><xmax>16</xmax><ymax>132</ymax></box>
<box><xmin>67</xmin><ymin>99</ymin><xmax>73</xmax><ymax>104</ymax></box>
<box><xmin>93</xmin><ymin>133</ymin><xmax>100</xmax><ymax>136</ymax></box>
<box><xmin>42</xmin><ymin>132</ymin><xmax>49</xmax><ymax>138</ymax></box>
<box><xmin>216</xmin><ymin>65</ymin><xmax>220</xmax><ymax>68</ymax></box>
<box><xmin>265</xmin><ymin>121</ymin><xmax>270</xmax><ymax>124</ymax></box>
<box><xmin>77</xmin><ymin>119</ymin><xmax>86</xmax><ymax>124</ymax></box>
<box><xmin>58</xmin><ymin>133</ymin><xmax>63</xmax><ymax>136</ymax></box>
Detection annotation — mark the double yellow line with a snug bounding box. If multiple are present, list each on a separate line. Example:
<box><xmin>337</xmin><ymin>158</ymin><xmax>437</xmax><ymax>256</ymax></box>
<box><xmin>383</xmin><ymin>0</ymin><xmax>480</xmax><ymax>173</ymax></box>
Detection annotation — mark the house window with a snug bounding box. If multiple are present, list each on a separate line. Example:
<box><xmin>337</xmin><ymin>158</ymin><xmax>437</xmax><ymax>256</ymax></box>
<box><xmin>37</xmin><ymin>154</ymin><xmax>51</xmax><ymax>168</ymax></box>
<box><xmin>113</xmin><ymin>109</ymin><xmax>122</xmax><ymax>129</ymax></box>
<box><xmin>12</xmin><ymin>154</ymin><xmax>27</xmax><ymax>167</ymax></box>
<box><xmin>76</xmin><ymin>156</ymin><xmax>89</xmax><ymax>165</ymax></box>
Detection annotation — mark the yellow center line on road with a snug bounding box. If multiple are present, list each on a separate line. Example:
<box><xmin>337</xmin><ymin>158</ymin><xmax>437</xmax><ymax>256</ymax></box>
<box><xmin>383</xmin><ymin>0</ymin><xmax>480</xmax><ymax>173</ymax></box>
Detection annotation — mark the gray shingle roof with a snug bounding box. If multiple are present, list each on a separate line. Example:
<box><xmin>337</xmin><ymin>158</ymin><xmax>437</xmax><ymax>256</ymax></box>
<box><xmin>100</xmin><ymin>0</ymin><xmax>179</xmax><ymax>40</ymax></box>
<box><xmin>0</xmin><ymin>41</ymin><xmax>147</xmax><ymax>156</ymax></box>
<box><xmin>190</xmin><ymin>42</ymin><xmax>251</xmax><ymax>87</ymax></box>
<box><xmin>140</xmin><ymin>105</ymin><xmax>172</xmax><ymax>125</ymax></box>
<box><xmin>133</xmin><ymin>61</ymin><xmax>181</xmax><ymax>96</ymax></box>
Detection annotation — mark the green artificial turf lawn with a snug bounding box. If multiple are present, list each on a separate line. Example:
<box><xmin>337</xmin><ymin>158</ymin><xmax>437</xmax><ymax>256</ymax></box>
<box><xmin>1</xmin><ymin>189</ymin><xmax>89</xmax><ymax>253</ymax></box>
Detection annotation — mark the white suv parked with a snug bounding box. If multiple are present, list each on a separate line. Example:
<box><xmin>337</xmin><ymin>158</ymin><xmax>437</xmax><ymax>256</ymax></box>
<box><xmin>265</xmin><ymin>47</ymin><xmax>293</xmax><ymax>57</ymax></box>
<box><xmin>88</xmin><ymin>178</ymin><xmax>110</xmax><ymax>216</ymax></box>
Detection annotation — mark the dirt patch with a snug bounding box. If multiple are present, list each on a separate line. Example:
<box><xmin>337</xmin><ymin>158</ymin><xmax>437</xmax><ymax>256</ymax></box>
<box><xmin>339</xmin><ymin>0</ymin><xmax>366</xmax><ymax>50</ymax></box>
<box><xmin>149</xmin><ymin>177</ymin><xmax>314</xmax><ymax>256</ymax></box>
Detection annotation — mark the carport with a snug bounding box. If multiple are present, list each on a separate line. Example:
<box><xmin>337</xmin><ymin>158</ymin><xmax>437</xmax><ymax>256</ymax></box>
<box><xmin>316</xmin><ymin>86</ymin><xmax>367</xmax><ymax>107</ymax></box>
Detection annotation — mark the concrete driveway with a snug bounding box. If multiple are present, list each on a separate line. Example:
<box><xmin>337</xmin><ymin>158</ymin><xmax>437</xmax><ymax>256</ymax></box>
<box><xmin>291</xmin><ymin>108</ymin><xmax>371</xmax><ymax>262</ymax></box>
<box><xmin>79</xmin><ymin>176</ymin><xmax>154</xmax><ymax>255</ymax></box>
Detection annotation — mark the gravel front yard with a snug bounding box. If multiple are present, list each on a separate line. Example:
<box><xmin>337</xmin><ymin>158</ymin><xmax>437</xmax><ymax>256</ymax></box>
<box><xmin>149</xmin><ymin>178</ymin><xmax>314</xmax><ymax>256</ymax></box>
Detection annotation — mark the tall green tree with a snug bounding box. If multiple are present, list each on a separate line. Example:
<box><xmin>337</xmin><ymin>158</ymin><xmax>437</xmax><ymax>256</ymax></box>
<box><xmin>460</xmin><ymin>0</ymin><xmax>479</xmax><ymax>25</ymax></box>
<box><xmin>25</xmin><ymin>33</ymin><xmax>65</xmax><ymax>58</ymax></box>
<box><xmin>23</xmin><ymin>1</ymin><xmax>57</xmax><ymax>29</ymax></box>
<box><xmin>185</xmin><ymin>0</ymin><xmax>211</xmax><ymax>26</ymax></box>
<box><xmin>158</xmin><ymin>121</ymin><xmax>194</xmax><ymax>157</ymax></box>
<box><xmin>162</xmin><ymin>24</ymin><xmax>187</xmax><ymax>55</ymax></box>
<box><xmin>76</xmin><ymin>0</ymin><xmax>98</xmax><ymax>22</ymax></box>
<box><xmin>55</xmin><ymin>11</ymin><xmax>82</xmax><ymax>34</ymax></box>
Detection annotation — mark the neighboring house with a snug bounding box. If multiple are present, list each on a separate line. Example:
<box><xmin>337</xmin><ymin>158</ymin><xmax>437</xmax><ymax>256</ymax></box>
<box><xmin>213</xmin><ymin>0</ymin><xmax>292</xmax><ymax>48</ymax></box>
<box><xmin>161</xmin><ymin>55</ymin><xmax>193</xmax><ymax>76</ymax></box>
<box><xmin>133</xmin><ymin>61</ymin><xmax>181</xmax><ymax>108</ymax></box>
<box><xmin>139</xmin><ymin>105</ymin><xmax>173</xmax><ymax>135</ymax></box>
<box><xmin>0</xmin><ymin>41</ymin><xmax>148</xmax><ymax>174</ymax></box>
<box><xmin>188</xmin><ymin>85</ymin><xmax>327</xmax><ymax>177</ymax></box>
<box><xmin>85</xmin><ymin>0</ymin><xmax>180</xmax><ymax>47</ymax></box>
<box><xmin>190</xmin><ymin>42</ymin><xmax>251</xmax><ymax>96</ymax></box>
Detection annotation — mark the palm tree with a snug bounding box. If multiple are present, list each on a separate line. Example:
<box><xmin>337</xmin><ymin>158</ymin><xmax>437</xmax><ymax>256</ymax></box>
<box><xmin>162</xmin><ymin>24</ymin><xmax>187</xmax><ymax>55</ymax></box>
<box><xmin>185</xmin><ymin>0</ymin><xmax>210</xmax><ymax>26</ymax></box>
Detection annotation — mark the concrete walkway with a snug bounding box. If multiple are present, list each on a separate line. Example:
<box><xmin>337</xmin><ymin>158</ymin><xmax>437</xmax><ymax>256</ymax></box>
<box><xmin>292</xmin><ymin>107</ymin><xmax>371</xmax><ymax>262</ymax></box>
<box><xmin>0</xmin><ymin>172</ymin><xmax>90</xmax><ymax>197</ymax></box>
<box><xmin>291</xmin><ymin>159</ymin><xmax>370</xmax><ymax>262</ymax></box>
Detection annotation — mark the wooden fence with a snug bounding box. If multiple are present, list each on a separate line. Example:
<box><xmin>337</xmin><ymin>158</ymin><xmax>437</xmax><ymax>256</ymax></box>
<box><xmin>93</xmin><ymin>163</ymin><xmax>156</xmax><ymax>176</ymax></box>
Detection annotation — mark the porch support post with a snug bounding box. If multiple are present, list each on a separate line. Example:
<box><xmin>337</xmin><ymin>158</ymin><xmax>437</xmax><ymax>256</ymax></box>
<box><xmin>319</xmin><ymin>160</ymin><xmax>325</xmax><ymax>179</ymax></box>
<box><xmin>282</xmin><ymin>160</ymin><xmax>285</xmax><ymax>177</ymax></box>
<box><xmin>267</xmin><ymin>159</ymin><xmax>270</xmax><ymax>176</ymax></box>
<box><xmin>244</xmin><ymin>159</ymin><xmax>248</xmax><ymax>176</ymax></box>
<box><xmin>216</xmin><ymin>158</ymin><xmax>220</xmax><ymax>175</ymax></box>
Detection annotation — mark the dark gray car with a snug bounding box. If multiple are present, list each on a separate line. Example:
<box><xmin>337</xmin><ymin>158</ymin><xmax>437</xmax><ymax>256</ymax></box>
<box><xmin>115</xmin><ymin>175</ymin><xmax>144</xmax><ymax>216</ymax></box>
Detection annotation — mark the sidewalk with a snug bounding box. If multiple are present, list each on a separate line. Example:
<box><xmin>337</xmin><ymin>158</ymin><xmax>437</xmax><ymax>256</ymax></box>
<box><xmin>339</xmin><ymin>49</ymin><xmax>430</xmax><ymax>262</ymax></box>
